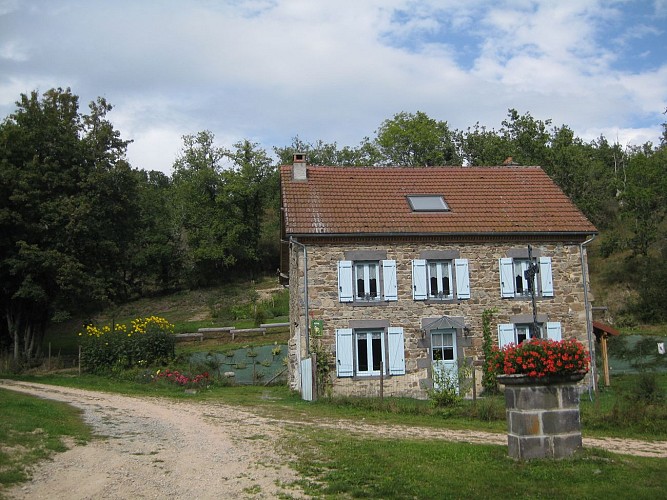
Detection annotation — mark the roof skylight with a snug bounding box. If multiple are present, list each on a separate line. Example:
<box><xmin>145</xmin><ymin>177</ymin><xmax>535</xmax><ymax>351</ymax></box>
<box><xmin>407</xmin><ymin>195</ymin><xmax>449</xmax><ymax>212</ymax></box>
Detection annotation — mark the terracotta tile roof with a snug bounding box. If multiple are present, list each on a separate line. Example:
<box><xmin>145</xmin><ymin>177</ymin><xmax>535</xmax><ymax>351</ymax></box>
<box><xmin>280</xmin><ymin>165</ymin><xmax>598</xmax><ymax>237</ymax></box>
<box><xmin>593</xmin><ymin>321</ymin><xmax>620</xmax><ymax>337</ymax></box>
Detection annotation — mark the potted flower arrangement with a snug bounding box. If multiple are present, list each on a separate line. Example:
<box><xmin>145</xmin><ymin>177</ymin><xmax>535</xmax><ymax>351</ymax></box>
<box><xmin>490</xmin><ymin>338</ymin><xmax>590</xmax><ymax>385</ymax></box>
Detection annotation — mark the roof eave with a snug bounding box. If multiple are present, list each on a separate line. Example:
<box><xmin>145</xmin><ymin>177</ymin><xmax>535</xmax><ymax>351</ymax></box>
<box><xmin>285</xmin><ymin>230</ymin><xmax>598</xmax><ymax>239</ymax></box>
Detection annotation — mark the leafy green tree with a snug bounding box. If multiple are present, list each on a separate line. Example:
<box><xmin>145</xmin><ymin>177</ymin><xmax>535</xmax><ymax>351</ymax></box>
<box><xmin>457</xmin><ymin>122</ymin><xmax>510</xmax><ymax>166</ymax></box>
<box><xmin>499</xmin><ymin>109</ymin><xmax>551</xmax><ymax>166</ymax></box>
<box><xmin>374</xmin><ymin>111</ymin><xmax>461</xmax><ymax>166</ymax></box>
<box><xmin>621</xmin><ymin>146</ymin><xmax>667</xmax><ymax>257</ymax></box>
<box><xmin>225</xmin><ymin>139</ymin><xmax>277</xmax><ymax>274</ymax></box>
<box><xmin>274</xmin><ymin>136</ymin><xmax>382</xmax><ymax>166</ymax></box>
<box><xmin>128</xmin><ymin>170</ymin><xmax>184</xmax><ymax>293</ymax></box>
<box><xmin>0</xmin><ymin>88</ymin><xmax>138</xmax><ymax>359</ymax></box>
<box><xmin>171</xmin><ymin>131</ymin><xmax>234</xmax><ymax>286</ymax></box>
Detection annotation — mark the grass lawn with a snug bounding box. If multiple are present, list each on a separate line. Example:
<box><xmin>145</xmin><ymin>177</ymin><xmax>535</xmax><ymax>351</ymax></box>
<box><xmin>290</xmin><ymin>430</ymin><xmax>666</xmax><ymax>499</ymax></box>
<box><xmin>0</xmin><ymin>388</ymin><xmax>92</xmax><ymax>492</ymax></box>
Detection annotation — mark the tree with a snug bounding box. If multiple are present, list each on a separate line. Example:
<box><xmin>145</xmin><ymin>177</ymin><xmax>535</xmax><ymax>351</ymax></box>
<box><xmin>127</xmin><ymin>170</ymin><xmax>184</xmax><ymax>293</ymax></box>
<box><xmin>374</xmin><ymin>111</ymin><xmax>461</xmax><ymax>166</ymax></box>
<box><xmin>171</xmin><ymin>131</ymin><xmax>234</xmax><ymax>286</ymax></box>
<box><xmin>225</xmin><ymin>139</ymin><xmax>277</xmax><ymax>275</ymax></box>
<box><xmin>274</xmin><ymin>136</ymin><xmax>382</xmax><ymax>166</ymax></box>
<box><xmin>621</xmin><ymin>146</ymin><xmax>667</xmax><ymax>257</ymax></box>
<box><xmin>499</xmin><ymin>109</ymin><xmax>551</xmax><ymax>166</ymax></box>
<box><xmin>457</xmin><ymin>122</ymin><xmax>510</xmax><ymax>165</ymax></box>
<box><xmin>0</xmin><ymin>88</ymin><xmax>138</xmax><ymax>359</ymax></box>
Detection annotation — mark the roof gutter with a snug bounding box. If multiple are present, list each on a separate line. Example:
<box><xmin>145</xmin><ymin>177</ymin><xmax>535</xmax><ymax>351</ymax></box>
<box><xmin>580</xmin><ymin>234</ymin><xmax>597</xmax><ymax>400</ymax></box>
<box><xmin>286</xmin><ymin>231</ymin><xmax>598</xmax><ymax>239</ymax></box>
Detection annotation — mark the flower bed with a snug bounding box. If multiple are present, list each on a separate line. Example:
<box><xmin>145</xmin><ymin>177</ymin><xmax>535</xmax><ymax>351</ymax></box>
<box><xmin>155</xmin><ymin>369</ymin><xmax>211</xmax><ymax>389</ymax></box>
<box><xmin>489</xmin><ymin>338</ymin><xmax>590</xmax><ymax>379</ymax></box>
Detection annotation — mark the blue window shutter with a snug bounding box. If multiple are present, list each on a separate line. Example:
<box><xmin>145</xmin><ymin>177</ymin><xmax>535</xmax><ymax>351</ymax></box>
<box><xmin>499</xmin><ymin>258</ymin><xmax>515</xmax><ymax>298</ymax></box>
<box><xmin>335</xmin><ymin>328</ymin><xmax>353</xmax><ymax>377</ymax></box>
<box><xmin>387</xmin><ymin>327</ymin><xmax>405</xmax><ymax>375</ymax></box>
<box><xmin>546</xmin><ymin>322</ymin><xmax>562</xmax><ymax>341</ymax></box>
<box><xmin>539</xmin><ymin>257</ymin><xmax>554</xmax><ymax>297</ymax></box>
<box><xmin>412</xmin><ymin>259</ymin><xmax>427</xmax><ymax>300</ymax></box>
<box><xmin>454</xmin><ymin>258</ymin><xmax>470</xmax><ymax>299</ymax></box>
<box><xmin>338</xmin><ymin>260</ymin><xmax>353</xmax><ymax>302</ymax></box>
<box><xmin>498</xmin><ymin>324</ymin><xmax>515</xmax><ymax>348</ymax></box>
<box><xmin>382</xmin><ymin>260</ymin><xmax>398</xmax><ymax>301</ymax></box>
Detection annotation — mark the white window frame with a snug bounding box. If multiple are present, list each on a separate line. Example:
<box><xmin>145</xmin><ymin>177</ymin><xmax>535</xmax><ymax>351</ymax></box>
<box><xmin>338</xmin><ymin>259</ymin><xmax>397</xmax><ymax>303</ymax></box>
<box><xmin>355</xmin><ymin>262</ymin><xmax>380</xmax><ymax>301</ymax></box>
<box><xmin>498</xmin><ymin>321</ymin><xmax>562</xmax><ymax>348</ymax></box>
<box><xmin>428</xmin><ymin>261</ymin><xmax>453</xmax><ymax>300</ymax></box>
<box><xmin>413</xmin><ymin>258</ymin><xmax>470</xmax><ymax>301</ymax></box>
<box><xmin>354</xmin><ymin>329</ymin><xmax>385</xmax><ymax>376</ymax></box>
<box><xmin>431</xmin><ymin>330</ymin><xmax>456</xmax><ymax>361</ymax></box>
<box><xmin>335</xmin><ymin>326</ymin><xmax>405</xmax><ymax>377</ymax></box>
<box><xmin>499</xmin><ymin>256</ymin><xmax>553</xmax><ymax>298</ymax></box>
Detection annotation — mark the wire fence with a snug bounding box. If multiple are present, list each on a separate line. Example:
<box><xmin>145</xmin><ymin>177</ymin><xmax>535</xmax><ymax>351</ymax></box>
<box><xmin>188</xmin><ymin>344</ymin><xmax>288</xmax><ymax>385</ymax></box>
<box><xmin>602</xmin><ymin>335</ymin><xmax>667</xmax><ymax>375</ymax></box>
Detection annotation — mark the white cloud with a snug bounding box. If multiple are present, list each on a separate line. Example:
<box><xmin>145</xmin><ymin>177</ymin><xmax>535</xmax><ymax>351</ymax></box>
<box><xmin>0</xmin><ymin>0</ymin><xmax>665</xmax><ymax>173</ymax></box>
<box><xmin>125</xmin><ymin>127</ymin><xmax>182</xmax><ymax>174</ymax></box>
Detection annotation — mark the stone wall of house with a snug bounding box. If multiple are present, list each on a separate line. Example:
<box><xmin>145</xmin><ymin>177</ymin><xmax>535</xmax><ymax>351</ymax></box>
<box><xmin>287</xmin><ymin>239</ymin><xmax>593</xmax><ymax>399</ymax></box>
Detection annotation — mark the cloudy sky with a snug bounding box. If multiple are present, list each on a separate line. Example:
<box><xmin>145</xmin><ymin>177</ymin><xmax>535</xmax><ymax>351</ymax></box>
<box><xmin>1</xmin><ymin>0</ymin><xmax>666</xmax><ymax>173</ymax></box>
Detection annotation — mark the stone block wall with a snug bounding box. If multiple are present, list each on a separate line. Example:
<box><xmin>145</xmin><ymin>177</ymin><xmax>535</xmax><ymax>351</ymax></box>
<box><xmin>288</xmin><ymin>238</ymin><xmax>592</xmax><ymax>399</ymax></box>
<box><xmin>504</xmin><ymin>382</ymin><xmax>583</xmax><ymax>459</ymax></box>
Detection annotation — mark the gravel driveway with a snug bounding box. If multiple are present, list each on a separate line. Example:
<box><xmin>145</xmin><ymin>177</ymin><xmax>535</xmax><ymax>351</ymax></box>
<box><xmin>2</xmin><ymin>379</ymin><xmax>666</xmax><ymax>499</ymax></box>
<box><xmin>1</xmin><ymin>380</ymin><xmax>304</xmax><ymax>499</ymax></box>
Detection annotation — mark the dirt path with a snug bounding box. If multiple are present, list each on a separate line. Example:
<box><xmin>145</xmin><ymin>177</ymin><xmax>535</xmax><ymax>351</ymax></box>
<box><xmin>1</xmin><ymin>380</ymin><xmax>666</xmax><ymax>499</ymax></box>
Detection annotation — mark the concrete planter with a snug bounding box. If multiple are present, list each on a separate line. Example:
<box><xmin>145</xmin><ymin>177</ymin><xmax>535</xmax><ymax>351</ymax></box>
<box><xmin>497</xmin><ymin>372</ymin><xmax>586</xmax><ymax>460</ymax></box>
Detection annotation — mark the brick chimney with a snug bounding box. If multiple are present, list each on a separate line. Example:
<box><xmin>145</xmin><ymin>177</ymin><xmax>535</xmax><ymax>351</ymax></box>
<box><xmin>292</xmin><ymin>153</ymin><xmax>307</xmax><ymax>181</ymax></box>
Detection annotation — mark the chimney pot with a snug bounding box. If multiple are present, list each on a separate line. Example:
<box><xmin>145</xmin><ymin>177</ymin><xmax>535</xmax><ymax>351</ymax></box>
<box><xmin>293</xmin><ymin>153</ymin><xmax>307</xmax><ymax>180</ymax></box>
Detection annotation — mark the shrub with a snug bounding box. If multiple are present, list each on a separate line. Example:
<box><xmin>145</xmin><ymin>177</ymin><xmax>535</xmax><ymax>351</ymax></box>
<box><xmin>631</xmin><ymin>372</ymin><xmax>665</xmax><ymax>404</ymax></box>
<box><xmin>426</xmin><ymin>361</ymin><xmax>472</xmax><ymax>408</ymax></box>
<box><xmin>79</xmin><ymin>316</ymin><xmax>175</xmax><ymax>374</ymax></box>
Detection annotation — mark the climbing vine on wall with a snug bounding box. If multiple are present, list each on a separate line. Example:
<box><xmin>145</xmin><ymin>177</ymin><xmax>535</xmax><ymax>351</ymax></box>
<box><xmin>481</xmin><ymin>308</ymin><xmax>499</xmax><ymax>394</ymax></box>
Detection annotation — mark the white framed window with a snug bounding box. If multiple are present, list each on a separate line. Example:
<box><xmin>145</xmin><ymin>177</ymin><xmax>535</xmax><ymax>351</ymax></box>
<box><xmin>355</xmin><ymin>330</ymin><xmax>384</xmax><ymax>376</ymax></box>
<box><xmin>499</xmin><ymin>256</ymin><xmax>553</xmax><ymax>298</ymax></box>
<box><xmin>498</xmin><ymin>321</ymin><xmax>562</xmax><ymax>348</ymax></box>
<box><xmin>338</xmin><ymin>259</ymin><xmax>397</xmax><ymax>303</ymax></box>
<box><xmin>413</xmin><ymin>258</ymin><xmax>470</xmax><ymax>300</ymax></box>
<box><xmin>428</xmin><ymin>261</ymin><xmax>453</xmax><ymax>299</ymax></box>
<box><xmin>432</xmin><ymin>331</ymin><xmax>455</xmax><ymax>361</ymax></box>
<box><xmin>335</xmin><ymin>326</ymin><xmax>405</xmax><ymax>377</ymax></box>
<box><xmin>355</xmin><ymin>262</ymin><xmax>379</xmax><ymax>301</ymax></box>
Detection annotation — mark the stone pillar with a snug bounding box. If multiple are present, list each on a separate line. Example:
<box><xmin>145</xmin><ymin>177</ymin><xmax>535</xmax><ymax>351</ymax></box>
<box><xmin>498</xmin><ymin>373</ymin><xmax>584</xmax><ymax>460</ymax></box>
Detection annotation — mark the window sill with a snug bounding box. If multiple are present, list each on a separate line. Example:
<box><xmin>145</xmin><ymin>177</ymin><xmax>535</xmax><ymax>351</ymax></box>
<box><xmin>349</xmin><ymin>301</ymin><xmax>391</xmax><ymax>307</ymax></box>
<box><xmin>502</xmin><ymin>296</ymin><xmax>551</xmax><ymax>300</ymax></box>
<box><xmin>421</xmin><ymin>298</ymin><xmax>459</xmax><ymax>305</ymax></box>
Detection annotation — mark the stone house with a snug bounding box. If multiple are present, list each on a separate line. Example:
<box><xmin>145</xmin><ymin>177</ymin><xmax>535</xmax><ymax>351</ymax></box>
<box><xmin>280</xmin><ymin>155</ymin><xmax>598</xmax><ymax>399</ymax></box>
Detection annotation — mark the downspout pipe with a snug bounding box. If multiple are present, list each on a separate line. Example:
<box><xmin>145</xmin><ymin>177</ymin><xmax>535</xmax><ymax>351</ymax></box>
<box><xmin>290</xmin><ymin>237</ymin><xmax>309</xmax><ymax>354</ymax></box>
<box><xmin>580</xmin><ymin>234</ymin><xmax>597</xmax><ymax>399</ymax></box>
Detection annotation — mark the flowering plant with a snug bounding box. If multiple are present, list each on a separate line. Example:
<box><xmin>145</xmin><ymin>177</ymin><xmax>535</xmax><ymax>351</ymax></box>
<box><xmin>489</xmin><ymin>338</ymin><xmax>590</xmax><ymax>378</ymax></box>
<box><xmin>155</xmin><ymin>369</ymin><xmax>211</xmax><ymax>389</ymax></box>
<box><xmin>79</xmin><ymin>316</ymin><xmax>175</xmax><ymax>373</ymax></box>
